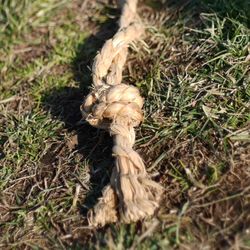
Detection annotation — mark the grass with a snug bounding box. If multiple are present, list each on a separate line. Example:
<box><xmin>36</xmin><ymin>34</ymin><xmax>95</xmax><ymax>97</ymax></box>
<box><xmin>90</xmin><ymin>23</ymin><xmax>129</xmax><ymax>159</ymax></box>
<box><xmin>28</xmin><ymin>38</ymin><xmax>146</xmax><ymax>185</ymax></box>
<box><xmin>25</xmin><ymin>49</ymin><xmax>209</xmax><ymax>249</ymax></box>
<box><xmin>0</xmin><ymin>0</ymin><xmax>250</xmax><ymax>249</ymax></box>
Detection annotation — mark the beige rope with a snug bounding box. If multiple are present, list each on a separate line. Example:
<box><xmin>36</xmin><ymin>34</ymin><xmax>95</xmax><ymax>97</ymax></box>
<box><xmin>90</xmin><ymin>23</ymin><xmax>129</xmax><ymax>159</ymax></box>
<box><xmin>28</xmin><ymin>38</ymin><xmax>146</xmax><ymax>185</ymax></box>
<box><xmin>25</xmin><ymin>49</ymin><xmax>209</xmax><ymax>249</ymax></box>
<box><xmin>81</xmin><ymin>0</ymin><xmax>163</xmax><ymax>227</ymax></box>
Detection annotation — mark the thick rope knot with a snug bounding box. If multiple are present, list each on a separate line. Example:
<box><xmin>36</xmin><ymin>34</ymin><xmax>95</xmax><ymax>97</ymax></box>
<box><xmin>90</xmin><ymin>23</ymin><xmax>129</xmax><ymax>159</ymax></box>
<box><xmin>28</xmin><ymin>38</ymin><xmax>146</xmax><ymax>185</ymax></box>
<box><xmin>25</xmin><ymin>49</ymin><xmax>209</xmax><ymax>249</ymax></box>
<box><xmin>82</xmin><ymin>0</ymin><xmax>164</xmax><ymax>227</ymax></box>
<box><xmin>81</xmin><ymin>83</ymin><xmax>144</xmax><ymax>129</ymax></box>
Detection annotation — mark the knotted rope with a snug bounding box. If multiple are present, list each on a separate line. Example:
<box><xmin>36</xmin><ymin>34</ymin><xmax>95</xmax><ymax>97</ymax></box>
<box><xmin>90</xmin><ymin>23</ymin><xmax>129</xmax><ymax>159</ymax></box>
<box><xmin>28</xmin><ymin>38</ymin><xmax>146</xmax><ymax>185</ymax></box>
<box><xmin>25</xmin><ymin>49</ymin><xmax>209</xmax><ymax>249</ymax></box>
<box><xmin>81</xmin><ymin>0</ymin><xmax>163</xmax><ymax>227</ymax></box>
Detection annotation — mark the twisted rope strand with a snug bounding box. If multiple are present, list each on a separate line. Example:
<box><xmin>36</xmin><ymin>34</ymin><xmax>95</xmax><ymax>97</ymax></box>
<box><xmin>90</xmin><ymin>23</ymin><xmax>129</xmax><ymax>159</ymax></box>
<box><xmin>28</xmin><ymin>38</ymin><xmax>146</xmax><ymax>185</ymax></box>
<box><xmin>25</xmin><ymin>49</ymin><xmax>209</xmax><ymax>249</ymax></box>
<box><xmin>81</xmin><ymin>0</ymin><xmax>163</xmax><ymax>227</ymax></box>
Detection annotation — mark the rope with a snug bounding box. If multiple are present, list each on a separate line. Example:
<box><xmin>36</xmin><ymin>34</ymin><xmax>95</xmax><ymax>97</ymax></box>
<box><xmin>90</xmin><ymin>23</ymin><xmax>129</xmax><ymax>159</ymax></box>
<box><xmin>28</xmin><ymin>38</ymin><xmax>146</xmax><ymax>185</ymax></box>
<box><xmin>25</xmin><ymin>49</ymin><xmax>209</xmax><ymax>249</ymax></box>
<box><xmin>81</xmin><ymin>0</ymin><xmax>163</xmax><ymax>227</ymax></box>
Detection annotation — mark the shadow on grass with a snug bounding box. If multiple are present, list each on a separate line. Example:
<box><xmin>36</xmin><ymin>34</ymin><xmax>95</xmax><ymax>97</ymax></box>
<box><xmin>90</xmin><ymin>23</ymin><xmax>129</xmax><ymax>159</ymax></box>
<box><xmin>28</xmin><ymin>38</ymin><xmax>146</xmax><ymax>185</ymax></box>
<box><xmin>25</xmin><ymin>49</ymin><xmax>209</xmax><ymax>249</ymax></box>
<box><xmin>41</xmin><ymin>12</ymin><xmax>119</xmax><ymax>217</ymax></box>
<box><xmin>164</xmin><ymin>0</ymin><xmax>250</xmax><ymax>27</ymax></box>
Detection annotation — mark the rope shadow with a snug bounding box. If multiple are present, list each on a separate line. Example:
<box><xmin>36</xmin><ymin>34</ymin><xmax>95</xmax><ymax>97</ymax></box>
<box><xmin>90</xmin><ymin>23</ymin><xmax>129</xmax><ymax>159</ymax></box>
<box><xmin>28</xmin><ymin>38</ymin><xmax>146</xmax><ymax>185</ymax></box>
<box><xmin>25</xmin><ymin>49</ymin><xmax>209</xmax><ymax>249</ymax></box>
<box><xmin>41</xmin><ymin>11</ymin><xmax>120</xmax><ymax>218</ymax></box>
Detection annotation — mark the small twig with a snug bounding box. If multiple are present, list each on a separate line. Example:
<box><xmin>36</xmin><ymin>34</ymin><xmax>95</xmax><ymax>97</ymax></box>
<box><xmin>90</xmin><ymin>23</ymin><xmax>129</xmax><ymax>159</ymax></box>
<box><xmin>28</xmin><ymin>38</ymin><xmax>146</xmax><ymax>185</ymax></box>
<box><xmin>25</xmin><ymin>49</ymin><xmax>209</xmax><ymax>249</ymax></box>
<box><xmin>0</xmin><ymin>96</ymin><xmax>18</xmax><ymax>104</ymax></box>
<box><xmin>189</xmin><ymin>185</ymin><xmax>250</xmax><ymax>209</ymax></box>
<box><xmin>74</xmin><ymin>174</ymin><xmax>90</xmax><ymax>191</ymax></box>
<box><xmin>176</xmin><ymin>201</ymin><xmax>189</xmax><ymax>245</ymax></box>
<box><xmin>68</xmin><ymin>184</ymin><xmax>81</xmax><ymax>213</ymax></box>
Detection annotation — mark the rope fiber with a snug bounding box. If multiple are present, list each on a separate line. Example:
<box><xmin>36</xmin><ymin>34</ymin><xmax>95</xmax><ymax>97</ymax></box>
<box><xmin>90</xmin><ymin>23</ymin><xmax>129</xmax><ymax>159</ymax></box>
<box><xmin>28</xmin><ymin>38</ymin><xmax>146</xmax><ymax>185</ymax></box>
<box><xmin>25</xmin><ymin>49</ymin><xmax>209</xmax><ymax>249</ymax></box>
<box><xmin>81</xmin><ymin>0</ymin><xmax>163</xmax><ymax>227</ymax></box>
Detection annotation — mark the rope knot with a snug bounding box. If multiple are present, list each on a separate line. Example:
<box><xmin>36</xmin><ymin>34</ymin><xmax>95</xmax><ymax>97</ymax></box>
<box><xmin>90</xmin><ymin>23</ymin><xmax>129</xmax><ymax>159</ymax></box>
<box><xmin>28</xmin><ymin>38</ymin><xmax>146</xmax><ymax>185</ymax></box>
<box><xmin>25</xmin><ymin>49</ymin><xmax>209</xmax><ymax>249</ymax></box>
<box><xmin>81</xmin><ymin>83</ymin><xmax>144</xmax><ymax>129</ymax></box>
<box><xmin>82</xmin><ymin>0</ymin><xmax>163</xmax><ymax>227</ymax></box>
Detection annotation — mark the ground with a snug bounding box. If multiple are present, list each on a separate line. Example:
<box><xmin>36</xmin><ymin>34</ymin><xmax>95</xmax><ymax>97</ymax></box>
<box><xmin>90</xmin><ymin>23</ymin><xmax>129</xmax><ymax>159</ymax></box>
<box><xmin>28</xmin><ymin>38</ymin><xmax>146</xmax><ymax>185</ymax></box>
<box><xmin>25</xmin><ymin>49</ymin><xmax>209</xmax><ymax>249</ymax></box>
<box><xmin>0</xmin><ymin>0</ymin><xmax>250</xmax><ymax>249</ymax></box>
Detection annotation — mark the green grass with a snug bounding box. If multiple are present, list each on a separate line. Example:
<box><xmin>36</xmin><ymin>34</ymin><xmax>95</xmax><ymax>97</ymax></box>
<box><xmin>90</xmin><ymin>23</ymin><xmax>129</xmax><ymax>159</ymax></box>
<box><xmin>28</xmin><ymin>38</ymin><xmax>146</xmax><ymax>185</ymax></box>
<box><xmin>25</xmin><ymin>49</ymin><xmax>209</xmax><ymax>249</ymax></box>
<box><xmin>0</xmin><ymin>0</ymin><xmax>250</xmax><ymax>249</ymax></box>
